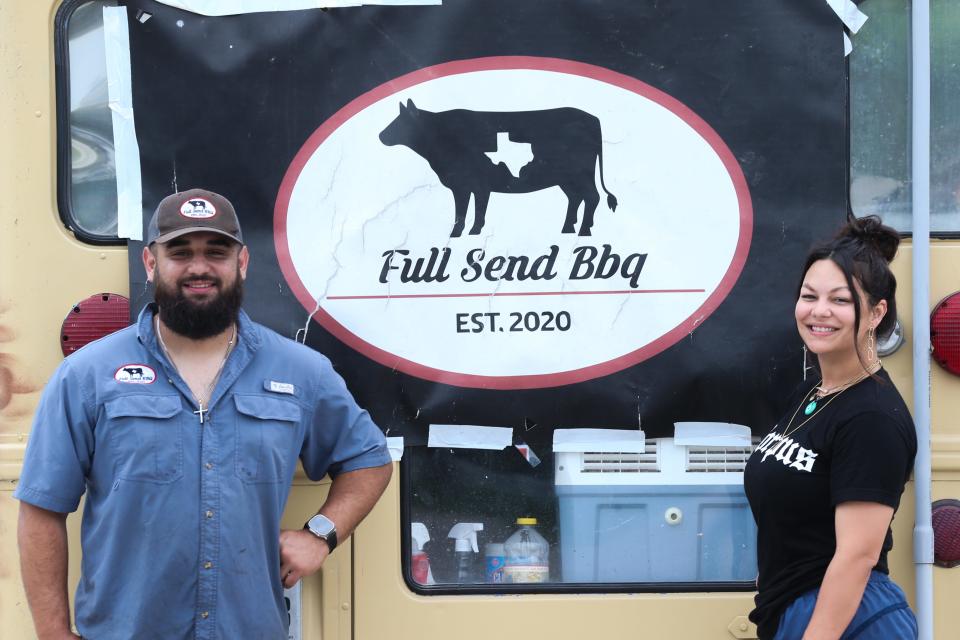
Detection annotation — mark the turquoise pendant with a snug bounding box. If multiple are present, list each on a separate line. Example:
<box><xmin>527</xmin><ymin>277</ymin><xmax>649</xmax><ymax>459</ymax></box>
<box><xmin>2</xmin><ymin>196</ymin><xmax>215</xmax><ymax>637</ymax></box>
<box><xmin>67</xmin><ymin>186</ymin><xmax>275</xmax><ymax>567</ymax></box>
<box><xmin>804</xmin><ymin>400</ymin><xmax>818</xmax><ymax>415</ymax></box>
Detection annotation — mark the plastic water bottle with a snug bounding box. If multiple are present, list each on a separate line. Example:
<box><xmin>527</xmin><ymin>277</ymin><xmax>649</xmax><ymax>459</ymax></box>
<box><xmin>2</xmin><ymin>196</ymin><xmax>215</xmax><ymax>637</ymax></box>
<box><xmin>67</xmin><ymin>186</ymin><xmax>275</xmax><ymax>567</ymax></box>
<box><xmin>503</xmin><ymin>517</ymin><xmax>549</xmax><ymax>583</ymax></box>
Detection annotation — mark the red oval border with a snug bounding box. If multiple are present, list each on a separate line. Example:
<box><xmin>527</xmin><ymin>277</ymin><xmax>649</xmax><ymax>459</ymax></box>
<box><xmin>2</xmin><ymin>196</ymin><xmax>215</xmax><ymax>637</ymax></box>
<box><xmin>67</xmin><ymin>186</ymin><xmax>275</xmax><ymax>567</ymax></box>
<box><xmin>274</xmin><ymin>56</ymin><xmax>753</xmax><ymax>390</ymax></box>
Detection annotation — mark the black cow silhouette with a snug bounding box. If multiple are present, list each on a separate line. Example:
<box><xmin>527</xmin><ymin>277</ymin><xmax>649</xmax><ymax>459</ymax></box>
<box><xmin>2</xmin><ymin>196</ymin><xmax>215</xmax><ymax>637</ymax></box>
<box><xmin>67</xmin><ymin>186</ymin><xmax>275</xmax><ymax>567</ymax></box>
<box><xmin>379</xmin><ymin>100</ymin><xmax>618</xmax><ymax>237</ymax></box>
<box><xmin>186</xmin><ymin>199</ymin><xmax>209</xmax><ymax>213</ymax></box>
<box><xmin>122</xmin><ymin>367</ymin><xmax>143</xmax><ymax>379</ymax></box>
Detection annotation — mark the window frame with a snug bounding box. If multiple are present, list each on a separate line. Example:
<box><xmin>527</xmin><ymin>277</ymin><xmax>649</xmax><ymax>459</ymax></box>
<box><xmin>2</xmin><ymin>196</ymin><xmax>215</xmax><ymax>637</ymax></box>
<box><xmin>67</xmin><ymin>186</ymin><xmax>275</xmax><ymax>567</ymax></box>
<box><xmin>54</xmin><ymin>0</ymin><xmax>127</xmax><ymax>246</ymax></box>
<box><xmin>398</xmin><ymin>445</ymin><xmax>757</xmax><ymax>596</ymax></box>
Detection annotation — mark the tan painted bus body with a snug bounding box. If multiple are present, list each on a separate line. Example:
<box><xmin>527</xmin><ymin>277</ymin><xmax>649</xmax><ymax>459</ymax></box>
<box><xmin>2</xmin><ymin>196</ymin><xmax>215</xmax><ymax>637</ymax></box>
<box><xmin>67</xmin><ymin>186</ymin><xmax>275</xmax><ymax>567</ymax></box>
<box><xmin>1</xmin><ymin>2</ymin><xmax>958</xmax><ymax>638</ymax></box>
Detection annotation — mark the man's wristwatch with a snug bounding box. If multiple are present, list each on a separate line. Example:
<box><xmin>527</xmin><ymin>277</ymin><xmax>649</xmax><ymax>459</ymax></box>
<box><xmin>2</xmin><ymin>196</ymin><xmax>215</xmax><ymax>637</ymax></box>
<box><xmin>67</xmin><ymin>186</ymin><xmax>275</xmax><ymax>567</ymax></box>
<box><xmin>304</xmin><ymin>513</ymin><xmax>338</xmax><ymax>553</ymax></box>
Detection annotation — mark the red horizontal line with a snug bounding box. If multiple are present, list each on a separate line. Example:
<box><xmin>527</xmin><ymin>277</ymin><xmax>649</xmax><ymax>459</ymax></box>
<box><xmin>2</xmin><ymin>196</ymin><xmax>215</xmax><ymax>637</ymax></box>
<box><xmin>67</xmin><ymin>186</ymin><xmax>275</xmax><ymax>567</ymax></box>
<box><xmin>326</xmin><ymin>289</ymin><xmax>706</xmax><ymax>300</ymax></box>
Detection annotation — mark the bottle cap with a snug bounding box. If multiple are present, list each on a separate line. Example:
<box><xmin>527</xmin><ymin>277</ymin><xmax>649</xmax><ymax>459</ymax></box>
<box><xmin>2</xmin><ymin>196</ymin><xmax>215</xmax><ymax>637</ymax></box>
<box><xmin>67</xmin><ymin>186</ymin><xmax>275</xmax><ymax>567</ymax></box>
<box><xmin>516</xmin><ymin>517</ymin><xmax>538</xmax><ymax>525</ymax></box>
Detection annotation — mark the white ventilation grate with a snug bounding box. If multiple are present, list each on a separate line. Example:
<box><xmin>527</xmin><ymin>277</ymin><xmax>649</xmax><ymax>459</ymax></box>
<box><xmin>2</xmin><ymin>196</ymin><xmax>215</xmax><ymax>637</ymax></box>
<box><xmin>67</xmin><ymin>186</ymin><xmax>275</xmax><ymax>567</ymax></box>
<box><xmin>580</xmin><ymin>442</ymin><xmax>659</xmax><ymax>473</ymax></box>
<box><xmin>685</xmin><ymin>442</ymin><xmax>756</xmax><ymax>473</ymax></box>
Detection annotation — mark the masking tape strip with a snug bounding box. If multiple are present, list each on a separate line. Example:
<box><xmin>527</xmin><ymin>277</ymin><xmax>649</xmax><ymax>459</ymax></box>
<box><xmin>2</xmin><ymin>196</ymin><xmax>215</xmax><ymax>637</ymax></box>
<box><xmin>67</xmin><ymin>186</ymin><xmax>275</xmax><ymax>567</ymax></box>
<box><xmin>825</xmin><ymin>0</ymin><xmax>868</xmax><ymax>56</ymax></box>
<box><xmin>103</xmin><ymin>7</ymin><xmax>143</xmax><ymax>241</ymax></box>
<box><xmin>552</xmin><ymin>428</ymin><xmax>646</xmax><ymax>453</ymax></box>
<box><xmin>427</xmin><ymin>424</ymin><xmax>512</xmax><ymax>450</ymax></box>
<box><xmin>825</xmin><ymin>0</ymin><xmax>868</xmax><ymax>34</ymax></box>
<box><xmin>153</xmin><ymin>0</ymin><xmax>441</xmax><ymax>17</ymax></box>
<box><xmin>387</xmin><ymin>436</ymin><xmax>404</xmax><ymax>461</ymax></box>
<box><xmin>673</xmin><ymin>422</ymin><xmax>752</xmax><ymax>447</ymax></box>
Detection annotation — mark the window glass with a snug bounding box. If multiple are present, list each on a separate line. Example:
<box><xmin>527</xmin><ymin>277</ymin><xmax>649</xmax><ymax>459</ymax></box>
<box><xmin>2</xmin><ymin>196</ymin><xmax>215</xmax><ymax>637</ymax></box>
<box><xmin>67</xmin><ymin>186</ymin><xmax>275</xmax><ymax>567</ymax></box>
<box><xmin>406</xmin><ymin>437</ymin><xmax>757</xmax><ymax>590</ymax></box>
<box><xmin>63</xmin><ymin>1</ymin><xmax>120</xmax><ymax>239</ymax></box>
<box><xmin>931</xmin><ymin>0</ymin><xmax>960</xmax><ymax>232</ymax></box>
<box><xmin>851</xmin><ymin>0</ymin><xmax>960</xmax><ymax>233</ymax></box>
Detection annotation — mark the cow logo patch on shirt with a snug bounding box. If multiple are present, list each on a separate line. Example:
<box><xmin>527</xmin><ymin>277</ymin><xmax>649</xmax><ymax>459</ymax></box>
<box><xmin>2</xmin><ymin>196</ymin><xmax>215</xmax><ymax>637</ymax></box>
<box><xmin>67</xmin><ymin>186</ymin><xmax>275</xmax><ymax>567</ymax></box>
<box><xmin>114</xmin><ymin>364</ymin><xmax>157</xmax><ymax>384</ymax></box>
<box><xmin>179</xmin><ymin>197</ymin><xmax>217</xmax><ymax>219</ymax></box>
<box><xmin>276</xmin><ymin>57</ymin><xmax>752</xmax><ymax>389</ymax></box>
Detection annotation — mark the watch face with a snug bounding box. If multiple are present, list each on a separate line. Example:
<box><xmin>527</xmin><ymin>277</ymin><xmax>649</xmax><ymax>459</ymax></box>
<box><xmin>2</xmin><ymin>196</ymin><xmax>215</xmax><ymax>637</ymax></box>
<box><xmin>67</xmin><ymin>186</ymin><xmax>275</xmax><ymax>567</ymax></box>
<box><xmin>308</xmin><ymin>514</ymin><xmax>335</xmax><ymax>537</ymax></box>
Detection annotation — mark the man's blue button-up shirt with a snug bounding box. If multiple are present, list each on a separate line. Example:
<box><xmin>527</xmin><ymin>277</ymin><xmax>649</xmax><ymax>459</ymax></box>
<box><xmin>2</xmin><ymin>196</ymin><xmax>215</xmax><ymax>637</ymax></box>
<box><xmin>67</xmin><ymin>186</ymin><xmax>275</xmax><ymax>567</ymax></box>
<box><xmin>14</xmin><ymin>305</ymin><xmax>391</xmax><ymax>639</ymax></box>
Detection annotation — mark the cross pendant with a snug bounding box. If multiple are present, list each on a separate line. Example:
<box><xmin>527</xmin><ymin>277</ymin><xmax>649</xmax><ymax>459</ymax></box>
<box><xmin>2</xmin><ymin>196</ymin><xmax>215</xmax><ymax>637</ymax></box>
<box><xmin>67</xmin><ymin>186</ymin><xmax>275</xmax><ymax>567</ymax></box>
<box><xmin>194</xmin><ymin>402</ymin><xmax>208</xmax><ymax>424</ymax></box>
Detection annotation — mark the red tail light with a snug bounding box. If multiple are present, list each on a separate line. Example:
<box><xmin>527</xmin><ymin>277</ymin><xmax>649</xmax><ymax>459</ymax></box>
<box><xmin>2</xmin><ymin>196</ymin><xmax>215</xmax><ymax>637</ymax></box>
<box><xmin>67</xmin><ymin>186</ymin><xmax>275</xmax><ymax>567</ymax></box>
<box><xmin>931</xmin><ymin>291</ymin><xmax>960</xmax><ymax>375</ymax></box>
<box><xmin>60</xmin><ymin>293</ymin><xmax>131</xmax><ymax>356</ymax></box>
<box><xmin>933</xmin><ymin>499</ymin><xmax>960</xmax><ymax>568</ymax></box>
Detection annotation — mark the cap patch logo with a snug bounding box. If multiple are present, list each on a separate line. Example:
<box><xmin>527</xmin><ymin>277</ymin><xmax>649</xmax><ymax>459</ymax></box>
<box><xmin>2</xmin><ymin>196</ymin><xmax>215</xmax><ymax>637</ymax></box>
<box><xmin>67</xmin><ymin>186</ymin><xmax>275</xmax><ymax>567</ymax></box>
<box><xmin>114</xmin><ymin>364</ymin><xmax>157</xmax><ymax>384</ymax></box>
<box><xmin>179</xmin><ymin>198</ymin><xmax>217</xmax><ymax>219</ymax></box>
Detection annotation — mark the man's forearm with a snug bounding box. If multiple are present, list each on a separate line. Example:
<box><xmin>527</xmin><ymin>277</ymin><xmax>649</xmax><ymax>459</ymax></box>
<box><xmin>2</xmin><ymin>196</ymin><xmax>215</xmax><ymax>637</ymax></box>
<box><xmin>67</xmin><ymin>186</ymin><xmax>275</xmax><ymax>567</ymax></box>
<box><xmin>18</xmin><ymin>502</ymin><xmax>77</xmax><ymax>639</ymax></box>
<box><xmin>319</xmin><ymin>463</ymin><xmax>393</xmax><ymax>542</ymax></box>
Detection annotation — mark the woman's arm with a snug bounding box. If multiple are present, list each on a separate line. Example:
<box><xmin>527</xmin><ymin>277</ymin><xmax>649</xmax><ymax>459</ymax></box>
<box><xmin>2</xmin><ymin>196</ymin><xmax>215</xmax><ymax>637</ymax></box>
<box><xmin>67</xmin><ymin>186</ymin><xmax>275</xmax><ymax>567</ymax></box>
<box><xmin>801</xmin><ymin>501</ymin><xmax>894</xmax><ymax>640</ymax></box>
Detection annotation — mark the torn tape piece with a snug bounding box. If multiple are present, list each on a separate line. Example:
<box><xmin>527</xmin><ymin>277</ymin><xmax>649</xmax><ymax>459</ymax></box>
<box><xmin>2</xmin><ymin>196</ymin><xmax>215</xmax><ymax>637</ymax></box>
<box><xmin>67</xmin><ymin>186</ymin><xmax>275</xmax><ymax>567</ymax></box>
<box><xmin>103</xmin><ymin>6</ymin><xmax>143</xmax><ymax>241</ymax></box>
<box><xmin>153</xmin><ymin>0</ymin><xmax>440</xmax><ymax>17</ymax></box>
<box><xmin>428</xmin><ymin>424</ymin><xmax>512</xmax><ymax>451</ymax></box>
<box><xmin>824</xmin><ymin>0</ymin><xmax>868</xmax><ymax>34</ymax></box>
<box><xmin>514</xmin><ymin>442</ymin><xmax>541</xmax><ymax>468</ymax></box>
<box><xmin>553</xmin><ymin>428</ymin><xmax>645</xmax><ymax>453</ymax></box>
<box><xmin>387</xmin><ymin>436</ymin><xmax>404</xmax><ymax>461</ymax></box>
<box><xmin>673</xmin><ymin>422</ymin><xmax>752</xmax><ymax>447</ymax></box>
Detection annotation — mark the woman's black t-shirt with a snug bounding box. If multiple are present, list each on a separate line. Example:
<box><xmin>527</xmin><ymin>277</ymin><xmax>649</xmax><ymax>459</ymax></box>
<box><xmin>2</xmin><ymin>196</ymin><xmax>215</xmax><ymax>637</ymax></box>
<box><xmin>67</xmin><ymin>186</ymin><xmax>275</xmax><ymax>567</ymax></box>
<box><xmin>743</xmin><ymin>369</ymin><xmax>916</xmax><ymax>639</ymax></box>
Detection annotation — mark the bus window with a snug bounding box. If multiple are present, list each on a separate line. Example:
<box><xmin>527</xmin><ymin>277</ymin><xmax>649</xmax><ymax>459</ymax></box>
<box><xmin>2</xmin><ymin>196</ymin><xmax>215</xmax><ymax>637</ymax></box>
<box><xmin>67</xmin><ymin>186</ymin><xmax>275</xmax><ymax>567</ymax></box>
<box><xmin>405</xmin><ymin>436</ymin><xmax>758</xmax><ymax>592</ymax></box>
<box><xmin>851</xmin><ymin>0</ymin><xmax>960</xmax><ymax>234</ymax></box>
<box><xmin>56</xmin><ymin>0</ymin><xmax>122</xmax><ymax>242</ymax></box>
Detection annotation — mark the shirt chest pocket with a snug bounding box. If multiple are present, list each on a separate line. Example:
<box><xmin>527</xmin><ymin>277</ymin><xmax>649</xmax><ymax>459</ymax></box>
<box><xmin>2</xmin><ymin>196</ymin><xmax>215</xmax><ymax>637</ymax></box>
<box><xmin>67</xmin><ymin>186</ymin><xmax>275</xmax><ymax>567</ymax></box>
<box><xmin>105</xmin><ymin>395</ymin><xmax>183</xmax><ymax>484</ymax></box>
<box><xmin>234</xmin><ymin>394</ymin><xmax>301</xmax><ymax>484</ymax></box>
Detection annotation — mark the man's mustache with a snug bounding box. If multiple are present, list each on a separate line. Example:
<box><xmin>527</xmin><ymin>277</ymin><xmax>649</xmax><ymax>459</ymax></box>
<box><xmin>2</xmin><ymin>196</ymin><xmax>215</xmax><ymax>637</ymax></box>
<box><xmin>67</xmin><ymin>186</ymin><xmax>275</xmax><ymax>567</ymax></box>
<box><xmin>178</xmin><ymin>275</ymin><xmax>223</xmax><ymax>287</ymax></box>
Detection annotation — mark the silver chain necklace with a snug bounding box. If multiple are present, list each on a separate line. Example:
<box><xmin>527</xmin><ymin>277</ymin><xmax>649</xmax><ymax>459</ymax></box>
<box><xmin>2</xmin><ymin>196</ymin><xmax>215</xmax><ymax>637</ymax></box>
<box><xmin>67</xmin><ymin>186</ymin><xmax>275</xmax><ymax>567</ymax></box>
<box><xmin>155</xmin><ymin>313</ymin><xmax>236</xmax><ymax>424</ymax></box>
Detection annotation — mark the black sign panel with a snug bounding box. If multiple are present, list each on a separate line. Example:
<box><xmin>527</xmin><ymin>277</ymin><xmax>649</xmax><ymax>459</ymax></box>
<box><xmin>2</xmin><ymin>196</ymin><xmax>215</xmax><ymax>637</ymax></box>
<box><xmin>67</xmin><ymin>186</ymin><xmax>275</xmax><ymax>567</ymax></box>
<box><xmin>126</xmin><ymin>0</ymin><xmax>849</xmax><ymax>444</ymax></box>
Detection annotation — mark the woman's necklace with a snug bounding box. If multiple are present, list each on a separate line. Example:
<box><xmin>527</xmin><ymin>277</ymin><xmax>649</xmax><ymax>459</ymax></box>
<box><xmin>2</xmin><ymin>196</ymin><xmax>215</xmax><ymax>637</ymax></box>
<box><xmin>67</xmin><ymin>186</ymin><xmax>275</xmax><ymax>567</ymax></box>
<box><xmin>780</xmin><ymin>364</ymin><xmax>879</xmax><ymax>440</ymax></box>
<box><xmin>802</xmin><ymin>362</ymin><xmax>880</xmax><ymax>415</ymax></box>
<box><xmin>156</xmin><ymin>314</ymin><xmax>236</xmax><ymax>424</ymax></box>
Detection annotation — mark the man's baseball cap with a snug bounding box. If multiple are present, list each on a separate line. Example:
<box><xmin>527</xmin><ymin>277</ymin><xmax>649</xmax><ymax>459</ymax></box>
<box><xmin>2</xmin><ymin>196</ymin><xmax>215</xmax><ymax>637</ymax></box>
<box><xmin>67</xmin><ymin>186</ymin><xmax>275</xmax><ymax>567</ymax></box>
<box><xmin>146</xmin><ymin>188</ymin><xmax>243</xmax><ymax>245</ymax></box>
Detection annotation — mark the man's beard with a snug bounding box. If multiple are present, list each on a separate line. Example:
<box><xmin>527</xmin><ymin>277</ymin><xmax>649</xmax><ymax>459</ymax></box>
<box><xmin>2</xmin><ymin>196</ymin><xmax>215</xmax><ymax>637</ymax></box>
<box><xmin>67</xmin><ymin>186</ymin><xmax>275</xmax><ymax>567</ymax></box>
<box><xmin>154</xmin><ymin>269</ymin><xmax>244</xmax><ymax>339</ymax></box>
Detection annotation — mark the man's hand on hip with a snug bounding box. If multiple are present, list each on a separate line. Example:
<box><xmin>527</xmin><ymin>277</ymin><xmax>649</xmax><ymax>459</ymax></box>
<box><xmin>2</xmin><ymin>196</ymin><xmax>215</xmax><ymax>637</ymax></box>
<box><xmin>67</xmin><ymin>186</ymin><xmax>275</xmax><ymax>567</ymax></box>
<box><xmin>279</xmin><ymin>529</ymin><xmax>329</xmax><ymax>588</ymax></box>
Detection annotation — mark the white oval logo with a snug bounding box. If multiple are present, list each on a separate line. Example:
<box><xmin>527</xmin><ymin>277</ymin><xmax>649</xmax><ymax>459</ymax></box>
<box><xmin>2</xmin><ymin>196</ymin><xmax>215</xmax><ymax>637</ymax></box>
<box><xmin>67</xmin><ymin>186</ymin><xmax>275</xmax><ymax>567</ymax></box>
<box><xmin>276</xmin><ymin>57</ymin><xmax>752</xmax><ymax>389</ymax></box>
<box><xmin>179</xmin><ymin>197</ymin><xmax>217</xmax><ymax>219</ymax></box>
<box><xmin>114</xmin><ymin>364</ymin><xmax>157</xmax><ymax>384</ymax></box>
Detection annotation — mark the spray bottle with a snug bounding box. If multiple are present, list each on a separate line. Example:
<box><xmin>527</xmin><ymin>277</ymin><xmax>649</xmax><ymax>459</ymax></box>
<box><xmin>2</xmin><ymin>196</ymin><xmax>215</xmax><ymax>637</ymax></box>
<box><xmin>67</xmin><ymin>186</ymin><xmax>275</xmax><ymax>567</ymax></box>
<box><xmin>447</xmin><ymin>522</ymin><xmax>484</xmax><ymax>583</ymax></box>
<box><xmin>411</xmin><ymin>522</ymin><xmax>435</xmax><ymax>585</ymax></box>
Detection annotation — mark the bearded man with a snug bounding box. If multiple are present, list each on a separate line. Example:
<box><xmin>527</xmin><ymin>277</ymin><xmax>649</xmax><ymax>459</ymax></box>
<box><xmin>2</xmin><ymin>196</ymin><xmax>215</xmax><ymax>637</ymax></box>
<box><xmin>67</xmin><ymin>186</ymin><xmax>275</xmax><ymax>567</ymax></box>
<box><xmin>15</xmin><ymin>189</ymin><xmax>392</xmax><ymax>640</ymax></box>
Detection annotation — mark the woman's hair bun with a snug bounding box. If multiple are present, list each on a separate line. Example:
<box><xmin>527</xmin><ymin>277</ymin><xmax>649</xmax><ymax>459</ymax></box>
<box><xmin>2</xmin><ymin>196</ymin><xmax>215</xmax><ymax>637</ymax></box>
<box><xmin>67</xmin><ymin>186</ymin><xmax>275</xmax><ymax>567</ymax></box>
<box><xmin>836</xmin><ymin>214</ymin><xmax>900</xmax><ymax>263</ymax></box>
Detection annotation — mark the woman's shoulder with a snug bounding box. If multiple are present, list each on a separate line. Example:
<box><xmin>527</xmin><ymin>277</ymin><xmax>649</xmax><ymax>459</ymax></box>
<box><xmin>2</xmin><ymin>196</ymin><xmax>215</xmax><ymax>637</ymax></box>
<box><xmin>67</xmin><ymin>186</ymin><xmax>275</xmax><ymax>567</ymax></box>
<box><xmin>850</xmin><ymin>368</ymin><xmax>911</xmax><ymax>415</ymax></box>
<box><xmin>833</xmin><ymin>370</ymin><xmax>916</xmax><ymax>445</ymax></box>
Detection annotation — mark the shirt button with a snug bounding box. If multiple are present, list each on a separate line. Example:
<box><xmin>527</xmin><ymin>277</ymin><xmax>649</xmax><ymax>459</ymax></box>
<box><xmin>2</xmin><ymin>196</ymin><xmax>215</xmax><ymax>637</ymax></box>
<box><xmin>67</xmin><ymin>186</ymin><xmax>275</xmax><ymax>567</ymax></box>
<box><xmin>205</xmin><ymin>462</ymin><xmax>213</xmax><ymax>470</ymax></box>
<box><xmin>201</xmin><ymin>611</ymin><xmax>209</xmax><ymax>619</ymax></box>
<box><xmin>205</xmin><ymin>510</ymin><xmax>214</xmax><ymax>519</ymax></box>
<box><xmin>204</xmin><ymin>561</ymin><xmax>213</xmax><ymax>569</ymax></box>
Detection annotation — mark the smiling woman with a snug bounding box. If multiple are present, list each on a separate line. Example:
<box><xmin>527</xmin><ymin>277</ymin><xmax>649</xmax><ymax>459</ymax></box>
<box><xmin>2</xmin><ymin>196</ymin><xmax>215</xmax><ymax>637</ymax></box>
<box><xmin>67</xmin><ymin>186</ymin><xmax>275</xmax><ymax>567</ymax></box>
<box><xmin>744</xmin><ymin>216</ymin><xmax>918</xmax><ymax>640</ymax></box>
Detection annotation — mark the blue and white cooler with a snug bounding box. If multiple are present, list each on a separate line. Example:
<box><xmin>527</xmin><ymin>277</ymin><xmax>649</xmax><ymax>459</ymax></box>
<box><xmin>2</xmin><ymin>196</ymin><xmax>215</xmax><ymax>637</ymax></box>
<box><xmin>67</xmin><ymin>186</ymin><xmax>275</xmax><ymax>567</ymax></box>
<box><xmin>554</xmin><ymin>424</ymin><xmax>758</xmax><ymax>583</ymax></box>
